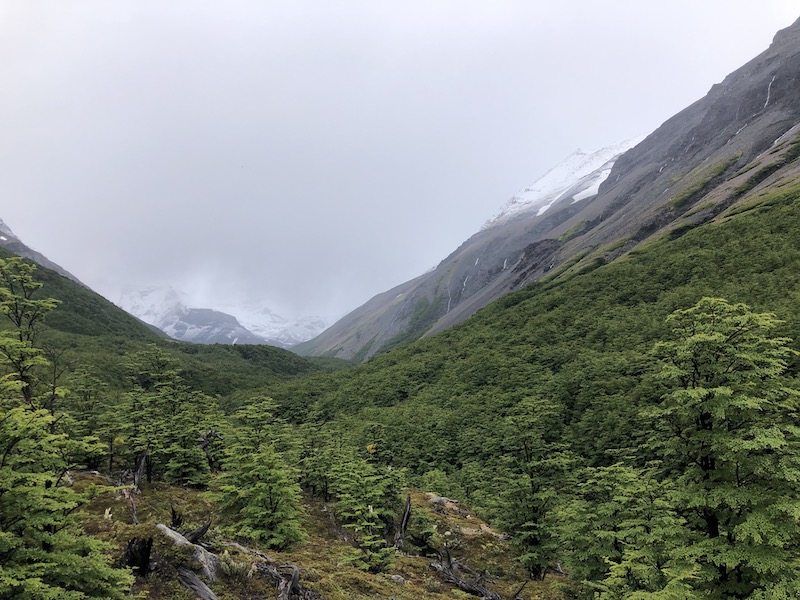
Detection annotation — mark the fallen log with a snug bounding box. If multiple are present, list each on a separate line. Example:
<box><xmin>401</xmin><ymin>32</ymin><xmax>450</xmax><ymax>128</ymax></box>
<box><xmin>178</xmin><ymin>568</ymin><xmax>219</xmax><ymax>600</ymax></box>
<box><xmin>156</xmin><ymin>523</ymin><xmax>220</xmax><ymax>582</ymax></box>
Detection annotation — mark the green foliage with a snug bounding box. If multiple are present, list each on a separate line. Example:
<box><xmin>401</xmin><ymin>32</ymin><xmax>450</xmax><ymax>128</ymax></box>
<box><xmin>121</xmin><ymin>346</ymin><xmax>223</xmax><ymax>487</ymax></box>
<box><xmin>211</xmin><ymin>398</ymin><xmax>304</xmax><ymax>549</ymax></box>
<box><xmin>213</xmin><ymin>442</ymin><xmax>304</xmax><ymax>550</ymax></box>
<box><xmin>381</xmin><ymin>295</ymin><xmax>447</xmax><ymax>353</ymax></box>
<box><xmin>0</xmin><ymin>257</ymin><xmax>60</xmax><ymax>406</ymax></box>
<box><xmin>0</xmin><ymin>403</ymin><xmax>133</xmax><ymax>598</ymax></box>
<box><xmin>669</xmin><ymin>156</ymin><xmax>739</xmax><ymax>208</ymax></box>
<box><xmin>491</xmin><ymin>397</ymin><xmax>573</xmax><ymax>580</ymax></box>
<box><xmin>556</xmin><ymin>463</ymin><xmax>692</xmax><ymax>598</ymax></box>
<box><xmin>648</xmin><ymin>297</ymin><xmax>800</xmax><ymax>598</ymax></box>
<box><xmin>733</xmin><ymin>140</ymin><xmax>800</xmax><ymax>198</ymax></box>
<box><xmin>329</xmin><ymin>455</ymin><xmax>401</xmax><ymax>572</ymax></box>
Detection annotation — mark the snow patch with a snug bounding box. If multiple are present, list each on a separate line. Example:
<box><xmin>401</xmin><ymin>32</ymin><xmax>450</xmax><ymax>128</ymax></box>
<box><xmin>118</xmin><ymin>286</ymin><xmax>327</xmax><ymax>347</ymax></box>
<box><xmin>483</xmin><ymin>135</ymin><xmax>646</xmax><ymax>228</ymax></box>
<box><xmin>571</xmin><ymin>168</ymin><xmax>612</xmax><ymax>203</ymax></box>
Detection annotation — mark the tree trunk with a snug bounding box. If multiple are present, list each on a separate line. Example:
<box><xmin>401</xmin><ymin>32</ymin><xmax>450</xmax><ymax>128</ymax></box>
<box><xmin>133</xmin><ymin>450</ymin><xmax>148</xmax><ymax>492</ymax></box>
<box><xmin>394</xmin><ymin>494</ymin><xmax>412</xmax><ymax>549</ymax></box>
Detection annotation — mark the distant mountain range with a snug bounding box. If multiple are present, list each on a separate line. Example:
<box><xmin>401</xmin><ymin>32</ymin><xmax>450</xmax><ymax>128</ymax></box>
<box><xmin>7</xmin><ymin>16</ymin><xmax>800</xmax><ymax>360</ymax></box>
<box><xmin>116</xmin><ymin>286</ymin><xmax>327</xmax><ymax>347</ymax></box>
<box><xmin>296</xmin><ymin>17</ymin><xmax>800</xmax><ymax>361</ymax></box>
<box><xmin>0</xmin><ymin>219</ymin><xmax>327</xmax><ymax>348</ymax></box>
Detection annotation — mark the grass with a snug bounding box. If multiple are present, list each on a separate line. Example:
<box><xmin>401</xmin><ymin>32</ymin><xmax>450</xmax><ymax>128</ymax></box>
<box><xmin>668</xmin><ymin>155</ymin><xmax>740</xmax><ymax>208</ymax></box>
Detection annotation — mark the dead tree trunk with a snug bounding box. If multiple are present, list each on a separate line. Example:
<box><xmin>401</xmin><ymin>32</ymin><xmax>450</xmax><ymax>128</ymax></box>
<box><xmin>119</xmin><ymin>537</ymin><xmax>152</xmax><ymax>575</ymax></box>
<box><xmin>394</xmin><ymin>494</ymin><xmax>412</xmax><ymax>549</ymax></box>
<box><xmin>430</xmin><ymin>545</ymin><xmax>502</xmax><ymax>600</ymax></box>
<box><xmin>156</xmin><ymin>523</ymin><xmax>220</xmax><ymax>581</ymax></box>
<box><xmin>121</xmin><ymin>488</ymin><xmax>139</xmax><ymax>524</ymax></box>
<box><xmin>133</xmin><ymin>449</ymin><xmax>148</xmax><ymax>493</ymax></box>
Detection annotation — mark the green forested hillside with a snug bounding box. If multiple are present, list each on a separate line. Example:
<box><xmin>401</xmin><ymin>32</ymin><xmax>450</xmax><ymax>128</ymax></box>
<box><xmin>2</xmin><ymin>183</ymin><xmax>800</xmax><ymax>599</ymax></box>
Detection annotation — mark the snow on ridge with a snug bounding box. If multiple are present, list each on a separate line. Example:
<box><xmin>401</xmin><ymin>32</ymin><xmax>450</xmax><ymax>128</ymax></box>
<box><xmin>117</xmin><ymin>286</ymin><xmax>186</xmax><ymax>329</ymax></box>
<box><xmin>483</xmin><ymin>135</ymin><xmax>646</xmax><ymax>229</ymax></box>
<box><xmin>118</xmin><ymin>285</ymin><xmax>328</xmax><ymax>347</ymax></box>
<box><xmin>228</xmin><ymin>304</ymin><xmax>328</xmax><ymax>346</ymax></box>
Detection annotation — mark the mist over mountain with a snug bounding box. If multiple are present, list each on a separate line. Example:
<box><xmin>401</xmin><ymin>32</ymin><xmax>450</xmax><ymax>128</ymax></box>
<box><xmin>297</xmin><ymin>15</ymin><xmax>800</xmax><ymax>361</ymax></box>
<box><xmin>117</xmin><ymin>286</ymin><xmax>327</xmax><ymax>348</ymax></box>
<box><xmin>4</xmin><ymin>12</ymin><xmax>800</xmax><ymax>600</ymax></box>
<box><xmin>0</xmin><ymin>219</ymin><xmax>85</xmax><ymax>286</ymax></box>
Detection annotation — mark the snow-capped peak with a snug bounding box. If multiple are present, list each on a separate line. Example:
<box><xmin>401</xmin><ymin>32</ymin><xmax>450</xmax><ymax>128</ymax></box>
<box><xmin>117</xmin><ymin>286</ymin><xmax>187</xmax><ymax>329</ymax></box>
<box><xmin>484</xmin><ymin>135</ymin><xmax>646</xmax><ymax>228</ymax></box>
<box><xmin>117</xmin><ymin>285</ymin><xmax>327</xmax><ymax>348</ymax></box>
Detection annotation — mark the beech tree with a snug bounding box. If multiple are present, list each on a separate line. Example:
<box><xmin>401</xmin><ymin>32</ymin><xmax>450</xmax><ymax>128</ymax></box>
<box><xmin>493</xmin><ymin>396</ymin><xmax>572</xmax><ymax>580</ymax></box>
<box><xmin>122</xmin><ymin>346</ymin><xmax>221</xmax><ymax>488</ymax></box>
<box><xmin>650</xmin><ymin>297</ymin><xmax>800</xmax><ymax>598</ymax></box>
<box><xmin>0</xmin><ymin>259</ymin><xmax>132</xmax><ymax>598</ymax></box>
<box><xmin>0</xmin><ymin>403</ymin><xmax>133</xmax><ymax>598</ymax></box>
<box><xmin>213</xmin><ymin>401</ymin><xmax>304</xmax><ymax>550</ymax></box>
<box><xmin>0</xmin><ymin>257</ymin><xmax>59</xmax><ymax>407</ymax></box>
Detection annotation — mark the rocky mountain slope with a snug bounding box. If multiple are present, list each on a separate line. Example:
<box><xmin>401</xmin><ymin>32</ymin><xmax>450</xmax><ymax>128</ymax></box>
<box><xmin>296</xmin><ymin>15</ymin><xmax>800</xmax><ymax>362</ymax></box>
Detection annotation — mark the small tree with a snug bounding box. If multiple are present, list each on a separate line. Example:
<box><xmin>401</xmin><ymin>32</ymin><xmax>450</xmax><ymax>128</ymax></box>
<box><xmin>213</xmin><ymin>401</ymin><xmax>304</xmax><ymax>550</ymax></box>
<box><xmin>122</xmin><ymin>346</ymin><xmax>220</xmax><ymax>487</ymax></box>
<box><xmin>650</xmin><ymin>297</ymin><xmax>800</xmax><ymax>597</ymax></box>
<box><xmin>493</xmin><ymin>396</ymin><xmax>572</xmax><ymax>580</ymax></box>
<box><xmin>214</xmin><ymin>442</ymin><xmax>304</xmax><ymax>550</ymax></box>
<box><xmin>330</xmin><ymin>456</ymin><xmax>400</xmax><ymax>572</ymax></box>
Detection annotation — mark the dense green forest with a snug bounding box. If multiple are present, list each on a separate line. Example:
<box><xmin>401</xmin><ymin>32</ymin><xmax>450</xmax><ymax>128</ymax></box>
<box><xmin>2</xmin><ymin>182</ymin><xmax>800</xmax><ymax>598</ymax></box>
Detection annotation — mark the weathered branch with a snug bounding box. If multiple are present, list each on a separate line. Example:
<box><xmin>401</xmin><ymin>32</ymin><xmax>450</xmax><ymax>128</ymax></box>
<box><xmin>121</xmin><ymin>488</ymin><xmax>139</xmax><ymax>525</ymax></box>
<box><xmin>185</xmin><ymin>520</ymin><xmax>212</xmax><ymax>544</ymax></box>
<box><xmin>430</xmin><ymin>545</ymin><xmax>502</xmax><ymax>600</ymax></box>
<box><xmin>223</xmin><ymin>542</ymin><xmax>322</xmax><ymax>599</ymax></box>
<box><xmin>133</xmin><ymin>449</ymin><xmax>148</xmax><ymax>493</ymax></box>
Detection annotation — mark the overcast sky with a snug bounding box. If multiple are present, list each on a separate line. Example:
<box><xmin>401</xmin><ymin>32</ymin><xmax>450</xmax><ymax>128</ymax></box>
<box><xmin>1</xmin><ymin>1</ymin><xmax>797</xmax><ymax>322</ymax></box>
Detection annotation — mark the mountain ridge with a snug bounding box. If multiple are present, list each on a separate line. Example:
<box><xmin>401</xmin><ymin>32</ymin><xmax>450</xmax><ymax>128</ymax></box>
<box><xmin>296</xmin><ymin>15</ymin><xmax>800</xmax><ymax>362</ymax></box>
